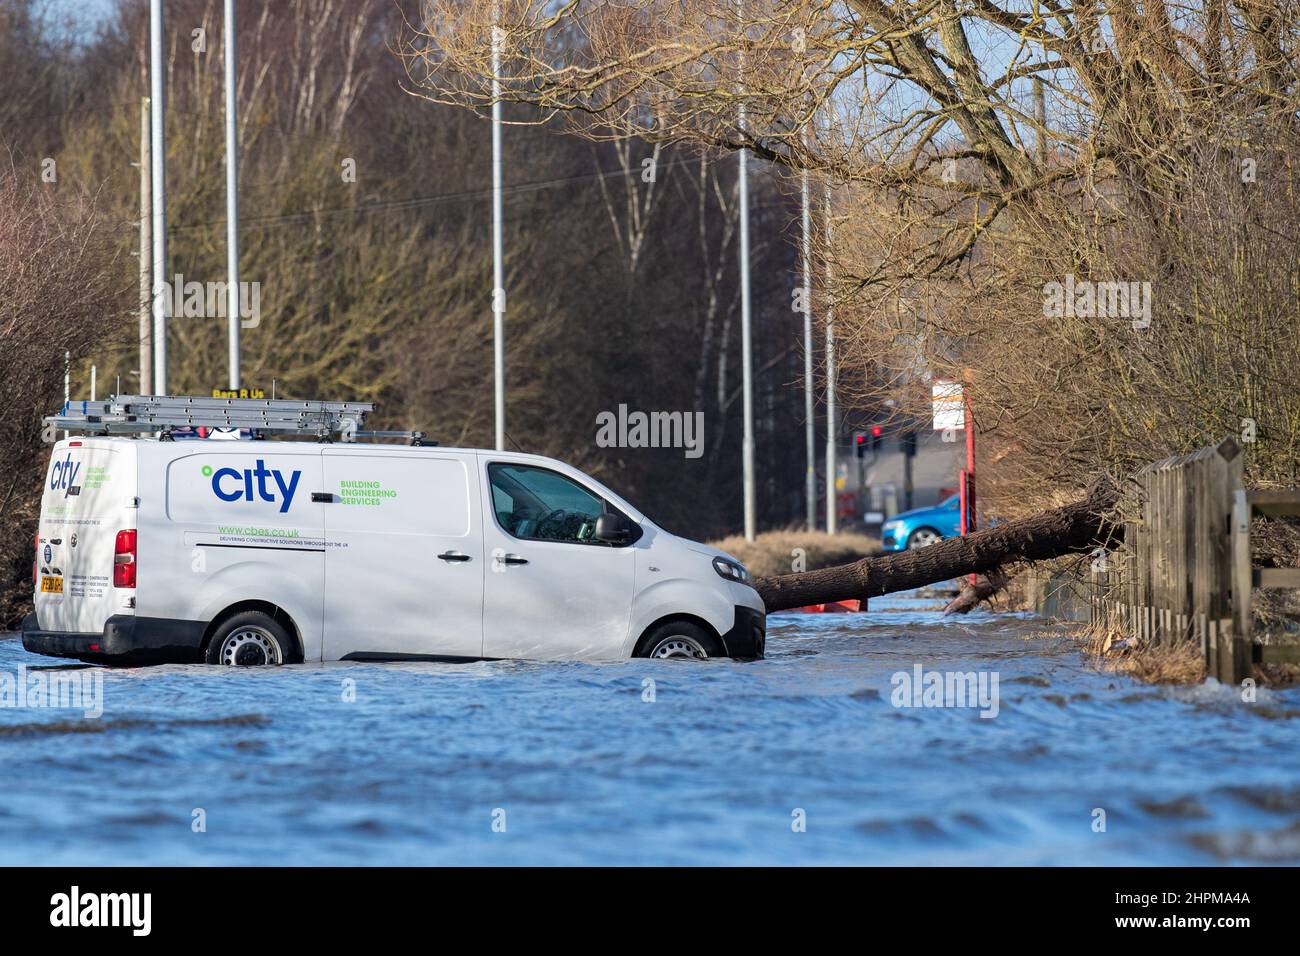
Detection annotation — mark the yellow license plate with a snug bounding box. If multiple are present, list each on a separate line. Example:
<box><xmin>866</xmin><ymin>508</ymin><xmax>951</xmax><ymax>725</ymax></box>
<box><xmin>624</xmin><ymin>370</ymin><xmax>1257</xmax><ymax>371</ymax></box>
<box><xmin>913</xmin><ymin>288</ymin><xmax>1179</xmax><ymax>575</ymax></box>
<box><xmin>40</xmin><ymin>576</ymin><xmax>63</xmax><ymax>594</ymax></box>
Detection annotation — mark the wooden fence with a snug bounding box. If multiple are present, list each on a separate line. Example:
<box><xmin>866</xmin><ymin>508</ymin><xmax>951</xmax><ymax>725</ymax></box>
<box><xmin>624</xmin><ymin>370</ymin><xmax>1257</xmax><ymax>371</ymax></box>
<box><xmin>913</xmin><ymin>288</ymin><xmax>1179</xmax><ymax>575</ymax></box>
<box><xmin>1090</xmin><ymin>437</ymin><xmax>1300</xmax><ymax>683</ymax></box>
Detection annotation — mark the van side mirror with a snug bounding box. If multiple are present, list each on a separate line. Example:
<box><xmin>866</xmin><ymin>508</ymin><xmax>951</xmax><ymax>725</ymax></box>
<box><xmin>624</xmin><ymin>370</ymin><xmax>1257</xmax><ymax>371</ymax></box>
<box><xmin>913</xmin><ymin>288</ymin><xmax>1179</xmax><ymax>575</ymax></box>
<box><xmin>595</xmin><ymin>512</ymin><xmax>634</xmax><ymax>544</ymax></box>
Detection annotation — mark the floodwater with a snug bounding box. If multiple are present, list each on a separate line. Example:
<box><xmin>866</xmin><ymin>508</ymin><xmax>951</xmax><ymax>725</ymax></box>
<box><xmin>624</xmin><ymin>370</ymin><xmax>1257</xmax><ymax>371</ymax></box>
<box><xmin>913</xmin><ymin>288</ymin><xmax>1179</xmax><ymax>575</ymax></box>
<box><xmin>1</xmin><ymin>593</ymin><xmax>1298</xmax><ymax>865</ymax></box>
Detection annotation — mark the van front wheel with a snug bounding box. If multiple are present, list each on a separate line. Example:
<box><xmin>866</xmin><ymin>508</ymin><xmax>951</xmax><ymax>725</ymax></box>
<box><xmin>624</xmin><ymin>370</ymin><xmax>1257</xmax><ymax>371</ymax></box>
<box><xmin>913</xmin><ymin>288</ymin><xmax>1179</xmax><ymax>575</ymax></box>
<box><xmin>636</xmin><ymin>621</ymin><xmax>718</xmax><ymax>660</ymax></box>
<box><xmin>205</xmin><ymin>611</ymin><xmax>291</xmax><ymax>666</ymax></box>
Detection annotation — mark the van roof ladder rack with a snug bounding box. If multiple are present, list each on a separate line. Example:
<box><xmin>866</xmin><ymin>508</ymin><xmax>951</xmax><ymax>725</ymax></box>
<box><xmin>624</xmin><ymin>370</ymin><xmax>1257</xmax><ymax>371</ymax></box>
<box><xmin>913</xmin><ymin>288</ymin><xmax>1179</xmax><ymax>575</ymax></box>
<box><xmin>44</xmin><ymin>396</ymin><xmax>431</xmax><ymax>445</ymax></box>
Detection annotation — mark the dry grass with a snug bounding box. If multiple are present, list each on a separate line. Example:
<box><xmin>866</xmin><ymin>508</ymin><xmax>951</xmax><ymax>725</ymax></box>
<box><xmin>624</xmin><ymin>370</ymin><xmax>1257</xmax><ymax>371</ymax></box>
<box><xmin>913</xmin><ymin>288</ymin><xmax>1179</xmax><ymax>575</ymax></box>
<box><xmin>1077</xmin><ymin>623</ymin><xmax>1207</xmax><ymax>685</ymax></box>
<box><xmin>708</xmin><ymin>530</ymin><xmax>880</xmax><ymax>579</ymax></box>
<box><xmin>1040</xmin><ymin>558</ymin><xmax>1300</xmax><ymax>685</ymax></box>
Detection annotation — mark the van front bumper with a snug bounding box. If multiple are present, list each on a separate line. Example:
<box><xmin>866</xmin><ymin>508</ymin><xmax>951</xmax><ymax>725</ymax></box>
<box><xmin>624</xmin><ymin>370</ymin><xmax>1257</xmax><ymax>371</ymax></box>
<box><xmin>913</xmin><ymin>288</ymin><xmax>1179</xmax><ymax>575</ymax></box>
<box><xmin>21</xmin><ymin>613</ymin><xmax>207</xmax><ymax>665</ymax></box>
<box><xmin>720</xmin><ymin>605</ymin><xmax>766</xmax><ymax>660</ymax></box>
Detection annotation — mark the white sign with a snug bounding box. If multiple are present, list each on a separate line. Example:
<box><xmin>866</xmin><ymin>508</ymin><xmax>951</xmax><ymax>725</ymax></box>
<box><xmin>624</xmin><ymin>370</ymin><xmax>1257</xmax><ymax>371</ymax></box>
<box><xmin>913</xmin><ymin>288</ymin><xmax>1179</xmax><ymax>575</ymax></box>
<box><xmin>932</xmin><ymin>381</ymin><xmax>965</xmax><ymax>431</ymax></box>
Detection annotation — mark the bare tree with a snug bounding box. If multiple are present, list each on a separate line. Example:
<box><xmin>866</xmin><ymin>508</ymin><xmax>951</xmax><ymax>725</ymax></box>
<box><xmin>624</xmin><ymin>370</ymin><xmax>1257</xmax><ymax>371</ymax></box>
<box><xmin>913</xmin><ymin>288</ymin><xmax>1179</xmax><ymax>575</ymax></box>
<box><xmin>0</xmin><ymin>169</ymin><xmax>125</xmax><ymax>625</ymax></box>
<box><xmin>399</xmin><ymin>0</ymin><xmax>1300</xmax><ymax>600</ymax></box>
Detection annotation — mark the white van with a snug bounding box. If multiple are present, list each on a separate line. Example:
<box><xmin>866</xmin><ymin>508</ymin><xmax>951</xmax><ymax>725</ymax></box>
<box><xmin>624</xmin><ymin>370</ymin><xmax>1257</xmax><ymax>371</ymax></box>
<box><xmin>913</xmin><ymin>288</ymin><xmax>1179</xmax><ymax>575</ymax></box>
<box><xmin>23</xmin><ymin>435</ymin><xmax>765</xmax><ymax>665</ymax></box>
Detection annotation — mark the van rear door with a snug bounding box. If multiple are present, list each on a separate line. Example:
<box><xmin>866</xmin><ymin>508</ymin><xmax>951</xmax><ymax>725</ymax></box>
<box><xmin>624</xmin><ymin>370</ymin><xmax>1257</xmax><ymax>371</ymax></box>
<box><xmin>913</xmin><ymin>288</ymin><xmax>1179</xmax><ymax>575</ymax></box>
<box><xmin>35</xmin><ymin>439</ymin><xmax>138</xmax><ymax>634</ymax></box>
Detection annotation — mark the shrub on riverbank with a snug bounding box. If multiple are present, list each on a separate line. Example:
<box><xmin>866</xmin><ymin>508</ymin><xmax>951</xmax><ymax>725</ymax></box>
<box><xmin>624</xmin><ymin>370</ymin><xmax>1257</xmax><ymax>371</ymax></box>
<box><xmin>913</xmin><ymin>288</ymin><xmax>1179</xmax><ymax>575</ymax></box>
<box><xmin>709</xmin><ymin>531</ymin><xmax>880</xmax><ymax>580</ymax></box>
<box><xmin>0</xmin><ymin>174</ymin><xmax>123</xmax><ymax>630</ymax></box>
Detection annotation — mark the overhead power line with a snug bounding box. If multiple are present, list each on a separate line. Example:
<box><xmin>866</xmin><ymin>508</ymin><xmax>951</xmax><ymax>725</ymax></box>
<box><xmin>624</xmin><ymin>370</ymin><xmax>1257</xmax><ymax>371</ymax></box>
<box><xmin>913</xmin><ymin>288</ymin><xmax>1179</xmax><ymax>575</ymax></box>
<box><xmin>166</xmin><ymin>154</ymin><xmax>716</xmax><ymax>235</ymax></box>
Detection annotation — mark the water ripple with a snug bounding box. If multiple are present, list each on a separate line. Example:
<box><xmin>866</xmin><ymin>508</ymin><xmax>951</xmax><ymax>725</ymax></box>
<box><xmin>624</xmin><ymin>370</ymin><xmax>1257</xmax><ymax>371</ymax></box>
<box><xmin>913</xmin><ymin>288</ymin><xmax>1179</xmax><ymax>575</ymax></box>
<box><xmin>0</xmin><ymin>606</ymin><xmax>1296</xmax><ymax>865</ymax></box>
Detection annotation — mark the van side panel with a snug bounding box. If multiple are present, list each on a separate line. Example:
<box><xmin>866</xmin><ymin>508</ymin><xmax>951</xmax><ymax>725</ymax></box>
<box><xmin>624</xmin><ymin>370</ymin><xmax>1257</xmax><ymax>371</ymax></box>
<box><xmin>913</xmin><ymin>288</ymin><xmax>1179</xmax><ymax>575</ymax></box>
<box><xmin>142</xmin><ymin>444</ymin><xmax>326</xmax><ymax>660</ymax></box>
<box><xmin>35</xmin><ymin>440</ymin><xmax>139</xmax><ymax>634</ymax></box>
<box><xmin>321</xmin><ymin>449</ymin><xmax>484</xmax><ymax>660</ymax></box>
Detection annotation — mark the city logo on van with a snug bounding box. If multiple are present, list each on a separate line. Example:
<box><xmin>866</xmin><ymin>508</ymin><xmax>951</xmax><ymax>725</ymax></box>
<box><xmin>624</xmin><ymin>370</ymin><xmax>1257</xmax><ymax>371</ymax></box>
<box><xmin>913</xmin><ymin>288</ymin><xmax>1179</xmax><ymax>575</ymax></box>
<box><xmin>203</xmin><ymin>460</ymin><xmax>300</xmax><ymax>513</ymax></box>
<box><xmin>49</xmin><ymin>452</ymin><xmax>81</xmax><ymax>498</ymax></box>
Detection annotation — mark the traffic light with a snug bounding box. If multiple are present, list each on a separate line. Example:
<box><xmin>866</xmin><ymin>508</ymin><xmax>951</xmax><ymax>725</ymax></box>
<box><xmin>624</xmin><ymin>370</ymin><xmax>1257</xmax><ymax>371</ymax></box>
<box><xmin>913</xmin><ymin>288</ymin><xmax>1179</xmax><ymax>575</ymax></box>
<box><xmin>855</xmin><ymin>426</ymin><xmax>885</xmax><ymax>458</ymax></box>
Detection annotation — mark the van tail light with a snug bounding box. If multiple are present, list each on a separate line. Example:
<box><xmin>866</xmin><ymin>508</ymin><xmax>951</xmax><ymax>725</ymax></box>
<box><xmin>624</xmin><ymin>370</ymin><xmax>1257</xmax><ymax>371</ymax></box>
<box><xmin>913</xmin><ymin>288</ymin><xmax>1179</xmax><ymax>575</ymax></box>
<box><xmin>114</xmin><ymin>529</ymin><xmax>137</xmax><ymax>588</ymax></box>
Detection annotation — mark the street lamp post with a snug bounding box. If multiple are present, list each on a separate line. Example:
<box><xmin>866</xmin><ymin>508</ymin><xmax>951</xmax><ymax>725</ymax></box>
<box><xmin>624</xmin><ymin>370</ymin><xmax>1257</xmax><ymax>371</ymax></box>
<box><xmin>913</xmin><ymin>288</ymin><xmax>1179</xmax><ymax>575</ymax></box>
<box><xmin>149</xmin><ymin>0</ymin><xmax>168</xmax><ymax>394</ymax></box>
<box><xmin>491</xmin><ymin>6</ymin><xmax>506</xmax><ymax>451</ymax></box>
<box><xmin>737</xmin><ymin>0</ymin><xmax>755</xmax><ymax>541</ymax></box>
<box><xmin>224</xmin><ymin>0</ymin><xmax>241</xmax><ymax>390</ymax></box>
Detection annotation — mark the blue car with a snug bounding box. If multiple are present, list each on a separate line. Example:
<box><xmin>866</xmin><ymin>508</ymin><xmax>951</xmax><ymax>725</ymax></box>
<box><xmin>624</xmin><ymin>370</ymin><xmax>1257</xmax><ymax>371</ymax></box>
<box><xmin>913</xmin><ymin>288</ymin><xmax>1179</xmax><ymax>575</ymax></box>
<box><xmin>880</xmin><ymin>495</ymin><xmax>961</xmax><ymax>551</ymax></box>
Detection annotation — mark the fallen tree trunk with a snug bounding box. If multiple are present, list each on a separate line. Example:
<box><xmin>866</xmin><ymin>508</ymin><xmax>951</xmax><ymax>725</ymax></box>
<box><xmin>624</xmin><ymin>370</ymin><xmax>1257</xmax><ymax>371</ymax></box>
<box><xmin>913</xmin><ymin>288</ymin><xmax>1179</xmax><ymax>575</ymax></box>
<box><xmin>754</xmin><ymin>479</ymin><xmax>1121</xmax><ymax>613</ymax></box>
<box><xmin>942</xmin><ymin>569</ymin><xmax>1009</xmax><ymax>615</ymax></box>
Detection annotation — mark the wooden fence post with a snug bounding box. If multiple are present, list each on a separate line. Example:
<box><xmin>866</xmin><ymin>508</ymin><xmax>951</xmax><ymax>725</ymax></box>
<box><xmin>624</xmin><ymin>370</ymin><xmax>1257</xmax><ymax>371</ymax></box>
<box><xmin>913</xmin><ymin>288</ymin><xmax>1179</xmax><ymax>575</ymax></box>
<box><xmin>1231</xmin><ymin>487</ymin><xmax>1253</xmax><ymax>680</ymax></box>
<box><xmin>1102</xmin><ymin>438</ymin><xmax>1244</xmax><ymax>682</ymax></box>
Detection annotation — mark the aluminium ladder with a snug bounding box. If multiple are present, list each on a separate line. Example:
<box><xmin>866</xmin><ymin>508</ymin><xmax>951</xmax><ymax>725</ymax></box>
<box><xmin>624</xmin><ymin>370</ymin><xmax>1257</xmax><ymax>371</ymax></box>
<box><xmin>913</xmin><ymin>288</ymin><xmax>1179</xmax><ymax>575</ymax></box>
<box><xmin>45</xmin><ymin>395</ymin><xmax>429</xmax><ymax>445</ymax></box>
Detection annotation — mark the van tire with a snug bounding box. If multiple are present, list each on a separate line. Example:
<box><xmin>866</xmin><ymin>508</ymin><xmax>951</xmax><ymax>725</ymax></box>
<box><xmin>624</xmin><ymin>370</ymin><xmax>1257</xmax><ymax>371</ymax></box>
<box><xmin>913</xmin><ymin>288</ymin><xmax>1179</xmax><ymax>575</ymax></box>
<box><xmin>205</xmin><ymin>611</ymin><xmax>292</xmax><ymax>666</ymax></box>
<box><xmin>635</xmin><ymin>621</ymin><xmax>720</xmax><ymax>660</ymax></box>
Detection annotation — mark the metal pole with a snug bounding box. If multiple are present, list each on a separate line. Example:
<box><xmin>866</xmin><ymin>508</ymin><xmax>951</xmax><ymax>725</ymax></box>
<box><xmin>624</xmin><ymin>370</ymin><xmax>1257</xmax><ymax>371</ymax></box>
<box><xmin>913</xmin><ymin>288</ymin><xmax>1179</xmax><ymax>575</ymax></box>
<box><xmin>63</xmin><ymin>351</ymin><xmax>69</xmax><ymax>440</ymax></box>
<box><xmin>959</xmin><ymin>468</ymin><xmax>968</xmax><ymax>537</ymax></box>
<box><xmin>738</xmin><ymin>0</ymin><xmax>756</xmax><ymax>541</ymax></box>
<box><xmin>224</xmin><ymin>0</ymin><xmax>241</xmax><ymax>390</ymax></box>
<box><xmin>965</xmin><ymin>387</ymin><xmax>977</xmax><ymax>586</ymax></box>
<box><xmin>801</xmin><ymin>153</ymin><xmax>814</xmax><ymax>531</ymax></box>
<box><xmin>824</xmin><ymin>180</ymin><xmax>837</xmax><ymax>534</ymax></box>
<box><xmin>491</xmin><ymin>5</ymin><xmax>506</xmax><ymax>451</ymax></box>
<box><xmin>139</xmin><ymin>97</ymin><xmax>153</xmax><ymax>396</ymax></box>
<box><xmin>965</xmin><ymin>391</ymin><xmax>976</xmax><ymax>533</ymax></box>
<box><xmin>150</xmin><ymin>0</ymin><xmax>168</xmax><ymax>395</ymax></box>
<box><xmin>903</xmin><ymin>439</ymin><xmax>914</xmax><ymax>511</ymax></box>
<box><xmin>90</xmin><ymin>365</ymin><xmax>97</xmax><ymax>402</ymax></box>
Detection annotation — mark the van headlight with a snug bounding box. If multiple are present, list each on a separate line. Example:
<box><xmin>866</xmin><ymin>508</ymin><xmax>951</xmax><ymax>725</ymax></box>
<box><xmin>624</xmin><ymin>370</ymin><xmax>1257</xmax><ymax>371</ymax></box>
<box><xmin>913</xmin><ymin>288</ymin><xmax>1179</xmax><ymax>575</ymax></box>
<box><xmin>712</xmin><ymin>556</ymin><xmax>751</xmax><ymax>584</ymax></box>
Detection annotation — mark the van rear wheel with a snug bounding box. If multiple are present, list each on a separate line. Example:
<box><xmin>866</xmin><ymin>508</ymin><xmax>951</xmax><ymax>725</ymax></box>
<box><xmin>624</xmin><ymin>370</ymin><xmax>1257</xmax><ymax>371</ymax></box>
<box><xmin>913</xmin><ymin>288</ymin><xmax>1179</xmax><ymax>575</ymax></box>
<box><xmin>636</xmin><ymin>621</ymin><xmax>718</xmax><ymax>660</ymax></box>
<box><xmin>205</xmin><ymin>611</ymin><xmax>291</xmax><ymax>666</ymax></box>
